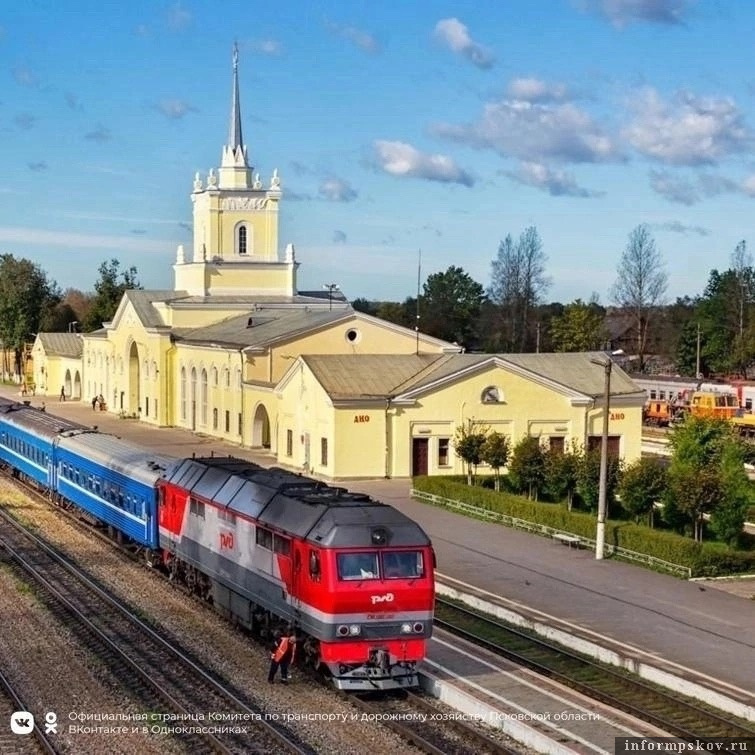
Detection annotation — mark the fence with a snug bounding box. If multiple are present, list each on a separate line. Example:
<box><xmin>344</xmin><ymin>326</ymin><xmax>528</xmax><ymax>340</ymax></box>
<box><xmin>410</xmin><ymin>488</ymin><xmax>692</xmax><ymax>579</ymax></box>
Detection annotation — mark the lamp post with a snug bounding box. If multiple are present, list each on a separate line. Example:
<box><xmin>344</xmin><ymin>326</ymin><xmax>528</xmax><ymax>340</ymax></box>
<box><xmin>323</xmin><ymin>283</ymin><xmax>340</xmax><ymax>311</ymax></box>
<box><xmin>591</xmin><ymin>357</ymin><xmax>612</xmax><ymax>560</ymax></box>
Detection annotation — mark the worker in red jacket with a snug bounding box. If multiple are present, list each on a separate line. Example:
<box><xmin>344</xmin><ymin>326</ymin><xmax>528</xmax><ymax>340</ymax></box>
<box><xmin>268</xmin><ymin>629</ymin><xmax>297</xmax><ymax>683</ymax></box>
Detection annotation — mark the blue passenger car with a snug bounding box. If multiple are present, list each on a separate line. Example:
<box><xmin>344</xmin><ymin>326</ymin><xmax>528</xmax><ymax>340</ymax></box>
<box><xmin>55</xmin><ymin>433</ymin><xmax>174</xmax><ymax>548</ymax></box>
<box><xmin>0</xmin><ymin>399</ymin><xmax>90</xmax><ymax>489</ymax></box>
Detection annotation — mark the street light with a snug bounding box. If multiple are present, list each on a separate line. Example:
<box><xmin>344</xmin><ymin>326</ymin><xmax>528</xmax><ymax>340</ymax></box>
<box><xmin>590</xmin><ymin>356</ymin><xmax>612</xmax><ymax>560</ymax></box>
<box><xmin>323</xmin><ymin>283</ymin><xmax>340</xmax><ymax>311</ymax></box>
<box><xmin>68</xmin><ymin>321</ymin><xmax>79</xmax><ymax>333</ymax></box>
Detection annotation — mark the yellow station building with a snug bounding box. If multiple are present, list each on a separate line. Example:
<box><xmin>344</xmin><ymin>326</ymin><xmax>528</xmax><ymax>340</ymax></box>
<box><xmin>31</xmin><ymin>49</ymin><xmax>645</xmax><ymax>479</ymax></box>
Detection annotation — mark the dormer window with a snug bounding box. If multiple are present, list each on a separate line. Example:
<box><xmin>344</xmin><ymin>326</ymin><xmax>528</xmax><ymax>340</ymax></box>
<box><xmin>238</xmin><ymin>225</ymin><xmax>247</xmax><ymax>255</ymax></box>
<box><xmin>481</xmin><ymin>385</ymin><xmax>503</xmax><ymax>404</ymax></box>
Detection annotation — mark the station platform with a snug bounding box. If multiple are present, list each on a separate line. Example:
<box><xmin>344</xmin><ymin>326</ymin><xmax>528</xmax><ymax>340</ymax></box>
<box><xmin>3</xmin><ymin>389</ymin><xmax>754</xmax><ymax>714</ymax></box>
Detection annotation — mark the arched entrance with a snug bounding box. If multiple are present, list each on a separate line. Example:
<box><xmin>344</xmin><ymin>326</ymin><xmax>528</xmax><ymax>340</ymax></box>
<box><xmin>128</xmin><ymin>342</ymin><xmax>140</xmax><ymax>415</ymax></box>
<box><xmin>64</xmin><ymin>369</ymin><xmax>72</xmax><ymax>398</ymax></box>
<box><xmin>252</xmin><ymin>404</ymin><xmax>271</xmax><ymax>448</ymax></box>
<box><xmin>73</xmin><ymin>370</ymin><xmax>82</xmax><ymax>400</ymax></box>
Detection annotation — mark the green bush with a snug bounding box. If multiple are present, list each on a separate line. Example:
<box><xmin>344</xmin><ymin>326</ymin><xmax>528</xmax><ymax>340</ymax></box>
<box><xmin>413</xmin><ymin>476</ymin><xmax>754</xmax><ymax>577</ymax></box>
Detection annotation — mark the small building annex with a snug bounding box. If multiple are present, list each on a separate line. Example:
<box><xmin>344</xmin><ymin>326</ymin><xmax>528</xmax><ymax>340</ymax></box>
<box><xmin>275</xmin><ymin>352</ymin><xmax>645</xmax><ymax>479</ymax></box>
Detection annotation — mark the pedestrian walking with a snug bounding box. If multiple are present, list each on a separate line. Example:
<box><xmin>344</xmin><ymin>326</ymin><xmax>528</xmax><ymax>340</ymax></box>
<box><xmin>92</xmin><ymin>396</ymin><xmax>98</xmax><ymax>410</ymax></box>
<box><xmin>60</xmin><ymin>386</ymin><xmax>66</xmax><ymax>401</ymax></box>
<box><xmin>268</xmin><ymin>629</ymin><xmax>296</xmax><ymax>684</ymax></box>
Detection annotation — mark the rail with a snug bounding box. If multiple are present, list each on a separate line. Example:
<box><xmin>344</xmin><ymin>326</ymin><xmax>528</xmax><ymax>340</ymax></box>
<box><xmin>410</xmin><ymin>488</ymin><xmax>692</xmax><ymax>578</ymax></box>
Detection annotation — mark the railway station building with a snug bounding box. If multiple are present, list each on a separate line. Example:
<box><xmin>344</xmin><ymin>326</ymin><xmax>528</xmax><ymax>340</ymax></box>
<box><xmin>31</xmin><ymin>49</ymin><xmax>645</xmax><ymax>479</ymax></box>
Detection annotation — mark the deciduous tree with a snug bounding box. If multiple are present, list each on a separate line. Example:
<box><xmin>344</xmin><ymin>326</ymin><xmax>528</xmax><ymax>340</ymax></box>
<box><xmin>549</xmin><ymin>297</ymin><xmax>607</xmax><ymax>352</ymax></box>
<box><xmin>0</xmin><ymin>254</ymin><xmax>60</xmax><ymax>375</ymax></box>
<box><xmin>481</xmin><ymin>432</ymin><xmax>510</xmax><ymax>491</ymax></box>
<box><xmin>611</xmin><ymin>225</ymin><xmax>668</xmax><ymax>372</ymax></box>
<box><xmin>453</xmin><ymin>419</ymin><xmax>489</xmax><ymax>485</ymax></box>
<box><xmin>508</xmin><ymin>436</ymin><xmax>546</xmax><ymax>500</ymax></box>
<box><xmin>83</xmin><ymin>259</ymin><xmax>141</xmax><ymax>331</ymax></box>
<box><xmin>618</xmin><ymin>457</ymin><xmax>667</xmax><ymax>526</ymax></box>
<box><xmin>488</xmin><ymin>227</ymin><xmax>550</xmax><ymax>352</ymax></box>
<box><xmin>420</xmin><ymin>266</ymin><xmax>485</xmax><ymax>348</ymax></box>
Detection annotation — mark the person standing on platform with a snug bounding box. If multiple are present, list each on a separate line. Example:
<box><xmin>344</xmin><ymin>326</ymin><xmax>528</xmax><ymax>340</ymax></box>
<box><xmin>60</xmin><ymin>386</ymin><xmax>66</xmax><ymax>401</ymax></box>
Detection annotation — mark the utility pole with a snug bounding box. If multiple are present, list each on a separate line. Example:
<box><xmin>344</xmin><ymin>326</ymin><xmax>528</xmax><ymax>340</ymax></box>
<box><xmin>591</xmin><ymin>357</ymin><xmax>612</xmax><ymax>560</ymax></box>
<box><xmin>695</xmin><ymin>323</ymin><xmax>701</xmax><ymax>378</ymax></box>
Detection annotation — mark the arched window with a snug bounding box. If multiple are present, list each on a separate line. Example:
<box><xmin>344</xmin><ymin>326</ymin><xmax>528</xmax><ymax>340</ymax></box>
<box><xmin>152</xmin><ymin>360</ymin><xmax>158</xmax><ymax>381</ymax></box>
<box><xmin>238</xmin><ymin>225</ymin><xmax>247</xmax><ymax>255</ymax></box>
<box><xmin>180</xmin><ymin>367</ymin><xmax>187</xmax><ymax>421</ymax></box>
<box><xmin>212</xmin><ymin>367</ymin><xmax>218</xmax><ymax>386</ymax></box>
<box><xmin>143</xmin><ymin>360</ymin><xmax>149</xmax><ymax>380</ymax></box>
<box><xmin>481</xmin><ymin>385</ymin><xmax>503</xmax><ymax>404</ymax></box>
<box><xmin>223</xmin><ymin>368</ymin><xmax>230</xmax><ymax>388</ymax></box>
<box><xmin>200</xmin><ymin>369</ymin><xmax>208</xmax><ymax>426</ymax></box>
<box><xmin>235</xmin><ymin>368</ymin><xmax>242</xmax><ymax>389</ymax></box>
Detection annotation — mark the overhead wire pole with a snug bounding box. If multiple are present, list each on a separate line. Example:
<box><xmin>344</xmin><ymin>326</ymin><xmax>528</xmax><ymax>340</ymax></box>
<box><xmin>415</xmin><ymin>250</ymin><xmax>421</xmax><ymax>355</ymax></box>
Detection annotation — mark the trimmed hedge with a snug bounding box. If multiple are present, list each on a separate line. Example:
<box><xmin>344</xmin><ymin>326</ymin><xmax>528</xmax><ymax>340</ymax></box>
<box><xmin>413</xmin><ymin>476</ymin><xmax>755</xmax><ymax>577</ymax></box>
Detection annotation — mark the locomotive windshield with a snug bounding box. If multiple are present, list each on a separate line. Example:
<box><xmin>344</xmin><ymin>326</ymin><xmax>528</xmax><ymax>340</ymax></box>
<box><xmin>383</xmin><ymin>551</ymin><xmax>424</xmax><ymax>579</ymax></box>
<box><xmin>336</xmin><ymin>550</ymin><xmax>426</xmax><ymax>580</ymax></box>
<box><xmin>337</xmin><ymin>552</ymin><xmax>379</xmax><ymax>580</ymax></box>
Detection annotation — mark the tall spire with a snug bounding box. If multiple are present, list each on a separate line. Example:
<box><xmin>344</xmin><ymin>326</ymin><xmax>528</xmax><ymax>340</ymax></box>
<box><xmin>228</xmin><ymin>41</ymin><xmax>244</xmax><ymax>152</ymax></box>
<box><xmin>219</xmin><ymin>42</ymin><xmax>252</xmax><ymax>186</ymax></box>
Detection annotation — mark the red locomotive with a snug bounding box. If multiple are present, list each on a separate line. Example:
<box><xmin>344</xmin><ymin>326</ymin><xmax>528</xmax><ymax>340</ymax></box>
<box><xmin>158</xmin><ymin>456</ymin><xmax>435</xmax><ymax>691</ymax></box>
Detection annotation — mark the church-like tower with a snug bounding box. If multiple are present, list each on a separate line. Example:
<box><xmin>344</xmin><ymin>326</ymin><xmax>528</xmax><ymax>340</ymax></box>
<box><xmin>173</xmin><ymin>44</ymin><xmax>297</xmax><ymax>297</ymax></box>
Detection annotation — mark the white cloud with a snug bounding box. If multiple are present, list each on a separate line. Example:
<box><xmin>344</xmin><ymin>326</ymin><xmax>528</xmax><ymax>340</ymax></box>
<box><xmin>85</xmin><ymin>124</ymin><xmax>112</xmax><ymax>142</ymax></box>
<box><xmin>502</xmin><ymin>162</ymin><xmax>600</xmax><ymax>197</ymax></box>
<box><xmin>433</xmin><ymin>18</ymin><xmax>495</xmax><ymax>69</ymax></box>
<box><xmin>507</xmin><ymin>78</ymin><xmax>568</xmax><ymax>103</ymax></box>
<box><xmin>0</xmin><ymin>226</ymin><xmax>171</xmax><ymax>254</ymax></box>
<box><xmin>580</xmin><ymin>0</ymin><xmax>694</xmax><ymax>27</ymax></box>
<box><xmin>743</xmin><ymin>175</ymin><xmax>755</xmax><ymax>197</ymax></box>
<box><xmin>624</xmin><ymin>88</ymin><xmax>751</xmax><ymax>165</ymax></box>
<box><xmin>434</xmin><ymin>99</ymin><xmax>619</xmax><ymax>164</ymax></box>
<box><xmin>319</xmin><ymin>178</ymin><xmax>358</xmax><ymax>202</ymax></box>
<box><xmin>325</xmin><ymin>21</ymin><xmax>379</xmax><ymax>54</ymax></box>
<box><xmin>648</xmin><ymin>169</ymin><xmax>699</xmax><ymax>204</ymax></box>
<box><xmin>12</xmin><ymin>66</ymin><xmax>38</xmax><ymax>87</ymax></box>
<box><xmin>14</xmin><ymin>112</ymin><xmax>36</xmax><ymax>130</ymax></box>
<box><xmin>648</xmin><ymin>169</ymin><xmax>749</xmax><ymax>204</ymax></box>
<box><xmin>651</xmin><ymin>221</ymin><xmax>710</xmax><ymax>236</ymax></box>
<box><xmin>250</xmin><ymin>39</ymin><xmax>282</xmax><ymax>56</ymax></box>
<box><xmin>166</xmin><ymin>2</ymin><xmax>192</xmax><ymax>31</ymax></box>
<box><xmin>155</xmin><ymin>99</ymin><xmax>197</xmax><ymax>120</ymax></box>
<box><xmin>372</xmin><ymin>140</ymin><xmax>474</xmax><ymax>187</ymax></box>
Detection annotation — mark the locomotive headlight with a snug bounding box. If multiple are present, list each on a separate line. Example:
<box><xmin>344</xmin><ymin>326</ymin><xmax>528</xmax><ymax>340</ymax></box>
<box><xmin>348</xmin><ymin>624</ymin><xmax>361</xmax><ymax>636</ymax></box>
<box><xmin>337</xmin><ymin>624</ymin><xmax>349</xmax><ymax>637</ymax></box>
<box><xmin>400</xmin><ymin>622</ymin><xmax>412</xmax><ymax>634</ymax></box>
<box><xmin>413</xmin><ymin>622</ymin><xmax>424</xmax><ymax>633</ymax></box>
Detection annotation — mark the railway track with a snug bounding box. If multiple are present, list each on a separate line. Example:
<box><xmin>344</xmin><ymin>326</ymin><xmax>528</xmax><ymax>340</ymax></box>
<box><xmin>346</xmin><ymin>689</ymin><xmax>518</xmax><ymax>755</ymax></box>
<box><xmin>0</xmin><ymin>507</ymin><xmax>312</xmax><ymax>755</ymax></box>
<box><xmin>0</xmin><ymin>668</ymin><xmax>57</xmax><ymax>755</ymax></box>
<box><xmin>436</xmin><ymin>597</ymin><xmax>755</xmax><ymax>740</ymax></box>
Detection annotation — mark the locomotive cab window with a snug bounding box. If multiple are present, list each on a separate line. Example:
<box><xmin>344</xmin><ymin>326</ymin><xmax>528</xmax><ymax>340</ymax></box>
<box><xmin>273</xmin><ymin>534</ymin><xmax>291</xmax><ymax>556</ymax></box>
<box><xmin>255</xmin><ymin>527</ymin><xmax>273</xmax><ymax>550</ymax></box>
<box><xmin>382</xmin><ymin>551</ymin><xmax>424</xmax><ymax>579</ymax></box>
<box><xmin>337</xmin><ymin>552</ymin><xmax>379</xmax><ymax>581</ymax></box>
<box><xmin>308</xmin><ymin>550</ymin><xmax>321</xmax><ymax>578</ymax></box>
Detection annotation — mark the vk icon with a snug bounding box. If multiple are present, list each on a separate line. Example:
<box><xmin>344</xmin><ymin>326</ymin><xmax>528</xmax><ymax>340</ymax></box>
<box><xmin>10</xmin><ymin>711</ymin><xmax>35</xmax><ymax>735</ymax></box>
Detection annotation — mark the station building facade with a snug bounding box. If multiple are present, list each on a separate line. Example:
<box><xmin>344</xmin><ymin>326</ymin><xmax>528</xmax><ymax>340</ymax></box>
<box><xmin>31</xmin><ymin>49</ymin><xmax>645</xmax><ymax>479</ymax></box>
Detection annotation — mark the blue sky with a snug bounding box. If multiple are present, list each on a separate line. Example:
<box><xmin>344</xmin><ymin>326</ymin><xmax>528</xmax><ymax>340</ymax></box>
<box><xmin>1</xmin><ymin>0</ymin><xmax>754</xmax><ymax>305</ymax></box>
